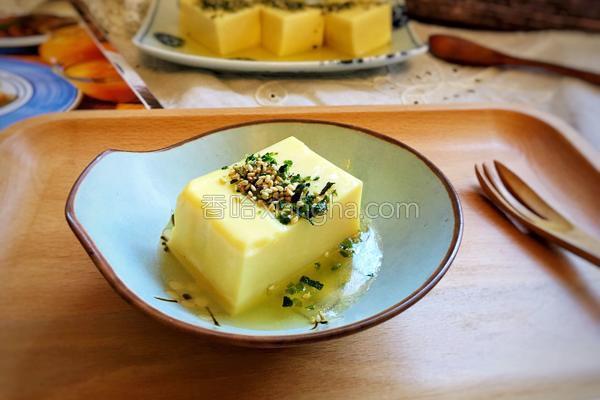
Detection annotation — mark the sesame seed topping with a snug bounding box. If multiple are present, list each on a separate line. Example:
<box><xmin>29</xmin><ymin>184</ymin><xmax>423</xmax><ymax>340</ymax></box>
<box><xmin>222</xmin><ymin>152</ymin><xmax>336</xmax><ymax>225</ymax></box>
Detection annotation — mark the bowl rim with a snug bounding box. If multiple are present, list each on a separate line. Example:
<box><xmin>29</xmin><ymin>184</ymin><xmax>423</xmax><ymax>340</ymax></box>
<box><xmin>65</xmin><ymin>118</ymin><xmax>464</xmax><ymax>347</ymax></box>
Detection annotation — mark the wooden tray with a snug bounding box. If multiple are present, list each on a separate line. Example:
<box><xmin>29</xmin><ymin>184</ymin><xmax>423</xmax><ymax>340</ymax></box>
<box><xmin>1</xmin><ymin>105</ymin><xmax>599</xmax><ymax>399</ymax></box>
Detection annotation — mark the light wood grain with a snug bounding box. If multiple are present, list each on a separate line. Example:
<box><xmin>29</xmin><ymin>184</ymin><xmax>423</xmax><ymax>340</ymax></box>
<box><xmin>1</xmin><ymin>105</ymin><xmax>599</xmax><ymax>400</ymax></box>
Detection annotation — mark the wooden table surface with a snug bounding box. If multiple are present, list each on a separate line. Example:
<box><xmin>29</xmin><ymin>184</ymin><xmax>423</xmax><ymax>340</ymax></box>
<box><xmin>1</xmin><ymin>105</ymin><xmax>599</xmax><ymax>400</ymax></box>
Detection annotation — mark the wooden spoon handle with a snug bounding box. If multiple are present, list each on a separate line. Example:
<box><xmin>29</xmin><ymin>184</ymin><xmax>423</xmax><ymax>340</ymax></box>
<box><xmin>560</xmin><ymin>228</ymin><xmax>600</xmax><ymax>267</ymax></box>
<box><xmin>429</xmin><ymin>34</ymin><xmax>600</xmax><ymax>86</ymax></box>
<box><xmin>507</xmin><ymin>56</ymin><xmax>600</xmax><ymax>86</ymax></box>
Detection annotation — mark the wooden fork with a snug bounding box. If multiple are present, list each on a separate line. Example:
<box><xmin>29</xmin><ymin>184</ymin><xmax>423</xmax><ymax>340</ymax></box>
<box><xmin>475</xmin><ymin>161</ymin><xmax>600</xmax><ymax>266</ymax></box>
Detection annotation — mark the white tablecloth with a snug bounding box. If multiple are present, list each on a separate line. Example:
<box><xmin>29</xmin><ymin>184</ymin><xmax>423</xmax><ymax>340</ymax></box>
<box><xmin>13</xmin><ymin>0</ymin><xmax>600</xmax><ymax>149</ymax></box>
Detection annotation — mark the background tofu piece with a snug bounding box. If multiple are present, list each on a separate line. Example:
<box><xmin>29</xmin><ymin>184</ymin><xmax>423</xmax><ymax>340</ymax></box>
<box><xmin>324</xmin><ymin>3</ymin><xmax>391</xmax><ymax>56</ymax></box>
<box><xmin>180</xmin><ymin>0</ymin><xmax>261</xmax><ymax>55</ymax></box>
<box><xmin>169</xmin><ymin>137</ymin><xmax>362</xmax><ymax>315</ymax></box>
<box><xmin>261</xmin><ymin>6</ymin><xmax>325</xmax><ymax>56</ymax></box>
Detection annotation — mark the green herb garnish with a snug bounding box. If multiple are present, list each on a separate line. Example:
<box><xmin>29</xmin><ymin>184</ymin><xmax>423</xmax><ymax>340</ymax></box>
<box><xmin>199</xmin><ymin>0</ymin><xmax>253</xmax><ymax>11</ymax></box>
<box><xmin>227</xmin><ymin>151</ymin><xmax>335</xmax><ymax>225</ymax></box>
<box><xmin>261</xmin><ymin>152</ymin><xmax>278</xmax><ymax>164</ymax></box>
<box><xmin>285</xmin><ymin>282</ymin><xmax>296</xmax><ymax>295</ymax></box>
<box><xmin>278</xmin><ymin>159</ymin><xmax>293</xmax><ymax>175</ymax></box>
<box><xmin>339</xmin><ymin>238</ymin><xmax>355</xmax><ymax>258</ymax></box>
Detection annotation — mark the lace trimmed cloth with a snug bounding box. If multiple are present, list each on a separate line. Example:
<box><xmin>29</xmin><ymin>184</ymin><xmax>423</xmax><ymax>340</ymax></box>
<box><xmin>8</xmin><ymin>0</ymin><xmax>600</xmax><ymax>148</ymax></box>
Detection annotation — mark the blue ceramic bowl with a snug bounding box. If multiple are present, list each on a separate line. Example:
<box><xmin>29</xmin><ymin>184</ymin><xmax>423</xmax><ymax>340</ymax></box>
<box><xmin>66</xmin><ymin>120</ymin><xmax>463</xmax><ymax>346</ymax></box>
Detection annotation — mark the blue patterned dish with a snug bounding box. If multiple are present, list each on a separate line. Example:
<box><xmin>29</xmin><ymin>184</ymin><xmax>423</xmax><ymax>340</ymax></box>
<box><xmin>0</xmin><ymin>58</ymin><xmax>80</xmax><ymax>131</ymax></box>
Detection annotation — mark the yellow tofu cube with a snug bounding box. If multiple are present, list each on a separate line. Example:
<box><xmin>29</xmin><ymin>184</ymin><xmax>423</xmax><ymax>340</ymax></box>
<box><xmin>180</xmin><ymin>0</ymin><xmax>261</xmax><ymax>55</ymax></box>
<box><xmin>169</xmin><ymin>137</ymin><xmax>363</xmax><ymax>315</ymax></box>
<box><xmin>261</xmin><ymin>6</ymin><xmax>324</xmax><ymax>56</ymax></box>
<box><xmin>324</xmin><ymin>3</ymin><xmax>392</xmax><ymax>57</ymax></box>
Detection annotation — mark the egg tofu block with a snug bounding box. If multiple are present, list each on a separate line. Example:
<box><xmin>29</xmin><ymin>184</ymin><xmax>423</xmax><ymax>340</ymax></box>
<box><xmin>168</xmin><ymin>137</ymin><xmax>363</xmax><ymax>315</ymax></box>
<box><xmin>180</xmin><ymin>0</ymin><xmax>261</xmax><ymax>55</ymax></box>
<box><xmin>324</xmin><ymin>2</ymin><xmax>392</xmax><ymax>56</ymax></box>
<box><xmin>261</xmin><ymin>6</ymin><xmax>325</xmax><ymax>56</ymax></box>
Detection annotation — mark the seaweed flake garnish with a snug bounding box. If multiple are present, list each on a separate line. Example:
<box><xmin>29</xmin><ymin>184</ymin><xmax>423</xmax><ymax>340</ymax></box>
<box><xmin>319</xmin><ymin>181</ymin><xmax>334</xmax><ymax>196</ymax></box>
<box><xmin>300</xmin><ymin>275</ymin><xmax>324</xmax><ymax>290</ymax></box>
<box><xmin>154</xmin><ymin>296</ymin><xmax>178</xmax><ymax>303</ymax></box>
<box><xmin>205</xmin><ymin>306</ymin><xmax>221</xmax><ymax>326</ymax></box>
<box><xmin>282</xmin><ymin>296</ymin><xmax>293</xmax><ymax>307</ymax></box>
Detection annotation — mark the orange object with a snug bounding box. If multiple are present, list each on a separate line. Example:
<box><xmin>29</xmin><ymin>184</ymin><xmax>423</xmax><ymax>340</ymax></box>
<box><xmin>39</xmin><ymin>25</ymin><xmax>103</xmax><ymax>67</ymax></box>
<box><xmin>63</xmin><ymin>59</ymin><xmax>137</xmax><ymax>103</ymax></box>
<box><xmin>116</xmin><ymin>103</ymin><xmax>145</xmax><ymax>110</ymax></box>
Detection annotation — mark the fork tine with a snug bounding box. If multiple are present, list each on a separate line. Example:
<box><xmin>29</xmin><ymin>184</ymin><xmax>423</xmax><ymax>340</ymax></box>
<box><xmin>494</xmin><ymin>161</ymin><xmax>570</xmax><ymax>226</ymax></box>
<box><xmin>477</xmin><ymin>165</ymin><xmax>600</xmax><ymax>267</ymax></box>
<box><xmin>481</xmin><ymin>162</ymin><xmax>543</xmax><ymax>223</ymax></box>
<box><xmin>475</xmin><ymin>163</ymin><xmax>536</xmax><ymax>226</ymax></box>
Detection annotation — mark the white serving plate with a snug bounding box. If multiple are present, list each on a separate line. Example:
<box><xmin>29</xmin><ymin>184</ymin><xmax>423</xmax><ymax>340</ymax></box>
<box><xmin>132</xmin><ymin>0</ymin><xmax>428</xmax><ymax>73</ymax></box>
